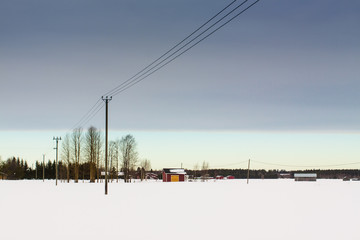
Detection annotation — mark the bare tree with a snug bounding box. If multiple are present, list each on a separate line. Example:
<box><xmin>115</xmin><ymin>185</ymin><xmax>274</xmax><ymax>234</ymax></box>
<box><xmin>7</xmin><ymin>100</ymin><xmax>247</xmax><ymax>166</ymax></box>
<box><xmin>94</xmin><ymin>131</ymin><xmax>102</xmax><ymax>183</ymax></box>
<box><xmin>85</xmin><ymin>126</ymin><xmax>101</xmax><ymax>183</ymax></box>
<box><xmin>115</xmin><ymin>139</ymin><xmax>120</xmax><ymax>182</ymax></box>
<box><xmin>108</xmin><ymin>140</ymin><xmax>120</xmax><ymax>182</ymax></box>
<box><xmin>61</xmin><ymin>133</ymin><xmax>71</xmax><ymax>183</ymax></box>
<box><xmin>140</xmin><ymin>159</ymin><xmax>151</xmax><ymax>181</ymax></box>
<box><xmin>201</xmin><ymin>161</ymin><xmax>209</xmax><ymax>182</ymax></box>
<box><xmin>120</xmin><ymin>134</ymin><xmax>138</xmax><ymax>183</ymax></box>
<box><xmin>72</xmin><ymin>127</ymin><xmax>82</xmax><ymax>183</ymax></box>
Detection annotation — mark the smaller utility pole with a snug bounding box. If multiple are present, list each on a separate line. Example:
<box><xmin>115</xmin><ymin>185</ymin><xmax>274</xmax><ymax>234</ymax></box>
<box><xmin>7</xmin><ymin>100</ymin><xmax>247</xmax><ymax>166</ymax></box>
<box><xmin>102</xmin><ymin>96</ymin><xmax>112</xmax><ymax>195</ymax></box>
<box><xmin>53</xmin><ymin>137</ymin><xmax>62</xmax><ymax>186</ymax></box>
<box><xmin>43</xmin><ymin>154</ymin><xmax>45</xmax><ymax>182</ymax></box>
<box><xmin>247</xmin><ymin>159</ymin><xmax>251</xmax><ymax>184</ymax></box>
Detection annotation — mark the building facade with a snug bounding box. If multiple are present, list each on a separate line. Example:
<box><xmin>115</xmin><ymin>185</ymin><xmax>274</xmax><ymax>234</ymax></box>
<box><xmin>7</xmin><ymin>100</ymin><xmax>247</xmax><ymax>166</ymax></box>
<box><xmin>162</xmin><ymin>168</ymin><xmax>186</xmax><ymax>182</ymax></box>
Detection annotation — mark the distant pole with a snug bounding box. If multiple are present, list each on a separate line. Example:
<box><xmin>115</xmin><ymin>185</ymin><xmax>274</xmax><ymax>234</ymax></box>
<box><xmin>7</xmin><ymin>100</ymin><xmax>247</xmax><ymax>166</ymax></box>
<box><xmin>247</xmin><ymin>159</ymin><xmax>250</xmax><ymax>184</ymax></box>
<box><xmin>181</xmin><ymin>163</ymin><xmax>183</xmax><ymax>169</ymax></box>
<box><xmin>43</xmin><ymin>154</ymin><xmax>45</xmax><ymax>182</ymax></box>
<box><xmin>53</xmin><ymin>137</ymin><xmax>62</xmax><ymax>186</ymax></box>
<box><xmin>102</xmin><ymin>96</ymin><xmax>112</xmax><ymax>195</ymax></box>
<box><xmin>35</xmin><ymin>162</ymin><xmax>37</xmax><ymax>179</ymax></box>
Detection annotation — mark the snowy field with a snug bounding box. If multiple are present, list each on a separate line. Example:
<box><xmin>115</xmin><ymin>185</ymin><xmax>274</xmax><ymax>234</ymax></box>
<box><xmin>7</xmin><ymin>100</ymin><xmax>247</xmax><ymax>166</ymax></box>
<box><xmin>1</xmin><ymin>179</ymin><xmax>359</xmax><ymax>240</ymax></box>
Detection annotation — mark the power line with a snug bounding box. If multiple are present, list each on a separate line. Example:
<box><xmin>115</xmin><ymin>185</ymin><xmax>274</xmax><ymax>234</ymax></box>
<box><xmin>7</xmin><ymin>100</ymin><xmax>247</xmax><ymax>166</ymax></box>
<box><xmin>74</xmin><ymin>103</ymin><xmax>104</xmax><ymax>130</ymax></box>
<box><xmin>109</xmin><ymin>0</ymin><xmax>260</xmax><ymax>97</ymax></box>
<box><xmin>69</xmin><ymin>98</ymin><xmax>102</xmax><ymax>131</ymax></box>
<box><xmin>103</xmin><ymin>0</ymin><xmax>243</xmax><ymax>97</ymax></box>
<box><xmin>66</xmin><ymin>0</ymin><xmax>260</xmax><ymax>134</ymax></box>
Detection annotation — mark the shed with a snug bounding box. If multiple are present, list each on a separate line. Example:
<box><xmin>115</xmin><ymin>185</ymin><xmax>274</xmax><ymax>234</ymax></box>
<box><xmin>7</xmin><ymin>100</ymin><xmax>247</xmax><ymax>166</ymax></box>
<box><xmin>162</xmin><ymin>168</ymin><xmax>186</xmax><ymax>182</ymax></box>
<box><xmin>226</xmin><ymin>175</ymin><xmax>235</xmax><ymax>180</ymax></box>
<box><xmin>216</xmin><ymin>175</ymin><xmax>224</xmax><ymax>180</ymax></box>
<box><xmin>294</xmin><ymin>173</ymin><xmax>317</xmax><ymax>181</ymax></box>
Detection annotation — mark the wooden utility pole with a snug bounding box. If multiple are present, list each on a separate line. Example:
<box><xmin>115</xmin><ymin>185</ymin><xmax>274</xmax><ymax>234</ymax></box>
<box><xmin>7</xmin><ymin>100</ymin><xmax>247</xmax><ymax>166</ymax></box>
<box><xmin>53</xmin><ymin>137</ymin><xmax>61</xmax><ymax>186</ymax></box>
<box><xmin>102</xmin><ymin>96</ymin><xmax>112</xmax><ymax>195</ymax></box>
<box><xmin>43</xmin><ymin>154</ymin><xmax>45</xmax><ymax>182</ymax></box>
<box><xmin>247</xmin><ymin>159</ymin><xmax>250</xmax><ymax>184</ymax></box>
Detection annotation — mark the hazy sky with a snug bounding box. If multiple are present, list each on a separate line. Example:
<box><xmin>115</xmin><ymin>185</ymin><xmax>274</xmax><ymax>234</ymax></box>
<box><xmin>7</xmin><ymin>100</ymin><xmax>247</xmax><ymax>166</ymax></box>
<box><xmin>1</xmin><ymin>0</ymin><xmax>360</xmax><ymax>169</ymax></box>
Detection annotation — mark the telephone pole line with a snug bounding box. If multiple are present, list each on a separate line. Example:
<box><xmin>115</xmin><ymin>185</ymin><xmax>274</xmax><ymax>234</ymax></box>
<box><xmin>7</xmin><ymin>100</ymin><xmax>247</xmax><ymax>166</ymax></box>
<box><xmin>102</xmin><ymin>96</ymin><xmax>112</xmax><ymax>195</ymax></box>
<box><xmin>53</xmin><ymin>137</ymin><xmax>61</xmax><ymax>186</ymax></box>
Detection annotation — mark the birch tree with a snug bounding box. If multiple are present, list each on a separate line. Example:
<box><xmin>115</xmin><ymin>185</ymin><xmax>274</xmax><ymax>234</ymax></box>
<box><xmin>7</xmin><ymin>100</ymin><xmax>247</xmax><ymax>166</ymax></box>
<box><xmin>120</xmin><ymin>134</ymin><xmax>138</xmax><ymax>183</ymax></box>
<box><xmin>140</xmin><ymin>159</ymin><xmax>151</xmax><ymax>181</ymax></box>
<box><xmin>85</xmin><ymin>126</ymin><xmax>100</xmax><ymax>183</ymax></box>
<box><xmin>61</xmin><ymin>133</ymin><xmax>71</xmax><ymax>183</ymax></box>
<box><xmin>201</xmin><ymin>161</ymin><xmax>209</xmax><ymax>182</ymax></box>
<box><xmin>95</xmin><ymin>131</ymin><xmax>102</xmax><ymax>183</ymax></box>
<box><xmin>72</xmin><ymin>127</ymin><xmax>82</xmax><ymax>183</ymax></box>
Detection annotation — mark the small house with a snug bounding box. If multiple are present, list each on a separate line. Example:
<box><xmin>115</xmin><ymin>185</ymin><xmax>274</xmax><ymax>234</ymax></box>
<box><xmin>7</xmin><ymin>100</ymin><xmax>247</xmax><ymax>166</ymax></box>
<box><xmin>216</xmin><ymin>175</ymin><xmax>224</xmax><ymax>180</ymax></box>
<box><xmin>294</xmin><ymin>173</ymin><xmax>317</xmax><ymax>181</ymax></box>
<box><xmin>226</xmin><ymin>175</ymin><xmax>235</xmax><ymax>180</ymax></box>
<box><xmin>162</xmin><ymin>168</ymin><xmax>186</xmax><ymax>182</ymax></box>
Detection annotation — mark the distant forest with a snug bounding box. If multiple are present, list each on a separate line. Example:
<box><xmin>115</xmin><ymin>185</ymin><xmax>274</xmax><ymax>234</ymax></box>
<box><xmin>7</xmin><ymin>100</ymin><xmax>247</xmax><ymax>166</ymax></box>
<box><xmin>1</xmin><ymin>157</ymin><xmax>359</xmax><ymax>180</ymax></box>
<box><xmin>185</xmin><ymin>169</ymin><xmax>360</xmax><ymax>179</ymax></box>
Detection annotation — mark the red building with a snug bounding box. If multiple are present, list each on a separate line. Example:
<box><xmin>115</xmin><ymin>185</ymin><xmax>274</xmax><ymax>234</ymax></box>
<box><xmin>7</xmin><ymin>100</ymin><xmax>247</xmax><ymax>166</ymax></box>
<box><xmin>226</xmin><ymin>175</ymin><xmax>235</xmax><ymax>179</ymax></box>
<box><xmin>162</xmin><ymin>168</ymin><xmax>186</xmax><ymax>182</ymax></box>
<box><xmin>216</xmin><ymin>175</ymin><xmax>224</xmax><ymax>180</ymax></box>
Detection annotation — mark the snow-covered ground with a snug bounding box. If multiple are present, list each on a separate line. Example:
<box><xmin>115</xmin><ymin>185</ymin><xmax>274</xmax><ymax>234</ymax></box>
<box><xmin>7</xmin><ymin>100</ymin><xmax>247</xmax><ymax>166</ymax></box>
<box><xmin>1</xmin><ymin>179</ymin><xmax>359</xmax><ymax>240</ymax></box>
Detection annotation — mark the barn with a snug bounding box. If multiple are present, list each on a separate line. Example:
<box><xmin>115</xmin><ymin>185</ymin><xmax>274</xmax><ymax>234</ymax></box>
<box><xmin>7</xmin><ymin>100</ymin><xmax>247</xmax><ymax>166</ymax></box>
<box><xmin>162</xmin><ymin>168</ymin><xmax>186</xmax><ymax>182</ymax></box>
<box><xmin>294</xmin><ymin>173</ymin><xmax>317</xmax><ymax>181</ymax></box>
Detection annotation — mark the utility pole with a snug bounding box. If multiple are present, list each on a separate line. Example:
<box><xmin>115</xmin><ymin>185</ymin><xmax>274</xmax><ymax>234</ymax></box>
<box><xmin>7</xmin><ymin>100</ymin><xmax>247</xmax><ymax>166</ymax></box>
<box><xmin>247</xmin><ymin>159</ymin><xmax>251</xmax><ymax>184</ymax></box>
<box><xmin>43</xmin><ymin>154</ymin><xmax>45</xmax><ymax>182</ymax></box>
<box><xmin>102</xmin><ymin>96</ymin><xmax>112</xmax><ymax>195</ymax></box>
<box><xmin>53</xmin><ymin>137</ymin><xmax>61</xmax><ymax>186</ymax></box>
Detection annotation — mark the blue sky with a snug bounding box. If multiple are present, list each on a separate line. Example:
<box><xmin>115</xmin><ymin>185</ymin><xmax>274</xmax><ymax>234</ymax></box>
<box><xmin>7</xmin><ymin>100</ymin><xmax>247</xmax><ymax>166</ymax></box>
<box><xmin>1</xmin><ymin>0</ymin><xmax>360</xmax><ymax>169</ymax></box>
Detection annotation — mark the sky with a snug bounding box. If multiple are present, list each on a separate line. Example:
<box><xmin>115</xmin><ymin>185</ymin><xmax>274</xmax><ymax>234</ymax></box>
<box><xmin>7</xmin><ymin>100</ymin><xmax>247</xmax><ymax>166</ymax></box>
<box><xmin>1</xmin><ymin>0</ymin><xmax>360</xmax><ymax>170</ymax></box>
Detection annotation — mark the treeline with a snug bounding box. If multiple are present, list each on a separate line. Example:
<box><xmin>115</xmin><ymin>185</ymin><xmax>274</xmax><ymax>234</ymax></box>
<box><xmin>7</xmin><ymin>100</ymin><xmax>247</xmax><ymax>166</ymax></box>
<box><xmin>1</xmin><ymin>159</ymin><xmax>359</xmax><ymax>180</ymax></box>
<box><xmin>0</xmin><ymin>157</ymin><xmax>153</xmax><ymax>180</ymax></box>
<box><xmin>0</xmin><ymin>157</ymin><xmax>35</xmax><ymax>179</ymax></box>
<box><xmin>185</xmin><ymin>168</ymin><xmax>360</xmax><ymax>179</ymax></box>
<box><xmin>186</xmin><ymin>169</ymin><xmax>278</xmax><ymax>179</ymax></box>
<box><xmin>1</xmin><ymin>127</ymin><xmax>153</xmax><ymax>182</ymax></box>
<box><xmin>0</xmin><ymin>157</ymin><xmax>96</xmax><ymax>180</ymax></box>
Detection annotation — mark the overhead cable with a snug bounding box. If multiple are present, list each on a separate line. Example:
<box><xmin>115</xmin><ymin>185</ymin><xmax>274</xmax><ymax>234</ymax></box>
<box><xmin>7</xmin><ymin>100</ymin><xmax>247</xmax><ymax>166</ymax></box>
<box><xmin>103</xmin><ymin>0</ymin><xmax>243</xmax><ymax>97</ymax></box>
<box><xmin>109</xmin><ymin>0</ymin><xmax>260</xmax><ymax>97</ymax></box>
